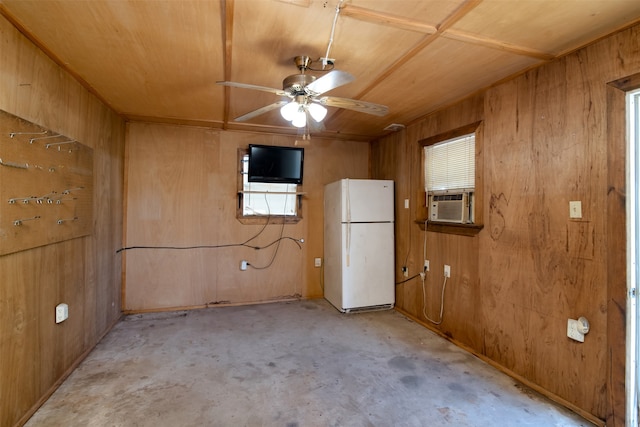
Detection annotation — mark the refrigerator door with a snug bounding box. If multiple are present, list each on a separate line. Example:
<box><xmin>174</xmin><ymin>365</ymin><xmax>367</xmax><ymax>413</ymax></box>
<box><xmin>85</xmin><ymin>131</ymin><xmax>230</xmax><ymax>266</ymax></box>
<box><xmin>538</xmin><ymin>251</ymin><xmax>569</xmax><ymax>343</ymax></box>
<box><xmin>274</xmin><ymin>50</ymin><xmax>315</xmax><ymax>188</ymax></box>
<box><xmin>340</xmin><ymin>222</ymin><xmax>395</xmax><ymax>310</ymax></box>
<box><xmin>324</xmin><ymin>186</ymin><xmax>344</xmax><ymax>309</ymax></box>
<box><xmin>340</xmin><ymin>179</ymin><xmax>394</xmax><ymax>223</ymax></box>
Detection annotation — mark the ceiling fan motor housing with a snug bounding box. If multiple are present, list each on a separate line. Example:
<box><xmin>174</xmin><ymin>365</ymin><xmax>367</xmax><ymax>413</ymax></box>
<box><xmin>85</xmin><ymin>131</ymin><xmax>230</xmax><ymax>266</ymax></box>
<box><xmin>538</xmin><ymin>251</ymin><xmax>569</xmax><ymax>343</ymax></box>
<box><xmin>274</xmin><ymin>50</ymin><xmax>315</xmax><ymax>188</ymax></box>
<box><xmin>283</xmin><ymin>74</ymin><xmax>316</xmax><ymax>95</ymax></box>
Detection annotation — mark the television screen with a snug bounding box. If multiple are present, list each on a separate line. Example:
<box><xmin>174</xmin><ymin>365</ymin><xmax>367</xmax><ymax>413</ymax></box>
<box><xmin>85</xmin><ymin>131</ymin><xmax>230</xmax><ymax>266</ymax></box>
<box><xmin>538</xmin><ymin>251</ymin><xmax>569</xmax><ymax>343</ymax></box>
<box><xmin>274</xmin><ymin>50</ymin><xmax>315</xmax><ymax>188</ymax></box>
<box><xmin>248</xmin><ymin>144</ymin><xmax>304</xmax><ymax>184</ymax></box>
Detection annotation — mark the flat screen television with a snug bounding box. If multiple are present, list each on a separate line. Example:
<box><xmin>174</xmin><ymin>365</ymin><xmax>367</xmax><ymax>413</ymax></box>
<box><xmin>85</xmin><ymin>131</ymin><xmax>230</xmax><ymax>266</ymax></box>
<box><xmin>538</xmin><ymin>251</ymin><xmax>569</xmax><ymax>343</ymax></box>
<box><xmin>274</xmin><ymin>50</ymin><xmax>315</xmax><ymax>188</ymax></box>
<box><xmin>247</xmin><ymin>144</ymin><xmax>304</xmax><ymax>184</ymax></box>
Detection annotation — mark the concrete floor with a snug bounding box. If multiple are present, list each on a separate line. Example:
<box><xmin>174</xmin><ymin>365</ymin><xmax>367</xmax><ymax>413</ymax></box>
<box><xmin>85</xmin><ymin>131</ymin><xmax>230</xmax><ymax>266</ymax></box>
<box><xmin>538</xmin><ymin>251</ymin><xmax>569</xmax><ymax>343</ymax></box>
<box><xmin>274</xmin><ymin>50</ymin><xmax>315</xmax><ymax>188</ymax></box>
<box><xmin>26</xmin><ymin>299</ymin><xmax>591</xmax><ymax>427</ymax></box>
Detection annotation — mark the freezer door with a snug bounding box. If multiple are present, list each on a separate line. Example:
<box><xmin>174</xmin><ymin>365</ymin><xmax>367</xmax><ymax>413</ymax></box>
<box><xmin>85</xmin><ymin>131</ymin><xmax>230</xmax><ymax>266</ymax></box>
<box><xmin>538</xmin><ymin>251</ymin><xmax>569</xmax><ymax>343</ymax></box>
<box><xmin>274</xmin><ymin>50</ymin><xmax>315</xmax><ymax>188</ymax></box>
<box><xmin>340</xmin><ymin>179</ymin><xmax>394</xmax><ymax>223</ymax></box>
<box><xmin>341</xmin><ymin>222</ymin><xmax>395</xmax><ymax>310</ymax></box>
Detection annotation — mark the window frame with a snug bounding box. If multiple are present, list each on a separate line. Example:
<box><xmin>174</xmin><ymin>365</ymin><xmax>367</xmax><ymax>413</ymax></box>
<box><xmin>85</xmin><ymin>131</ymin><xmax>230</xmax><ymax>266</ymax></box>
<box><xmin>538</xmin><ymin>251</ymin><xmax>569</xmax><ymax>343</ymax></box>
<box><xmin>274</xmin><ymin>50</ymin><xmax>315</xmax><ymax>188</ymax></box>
<box><xmin>417</xmin><ymin>122</ymin><xmax>484</xmax><ymax>236</ymax></box>
<box><xmin>236</xmin><ymin>148</ymin><xmax>303</xmax><ymax>225</ymax></box>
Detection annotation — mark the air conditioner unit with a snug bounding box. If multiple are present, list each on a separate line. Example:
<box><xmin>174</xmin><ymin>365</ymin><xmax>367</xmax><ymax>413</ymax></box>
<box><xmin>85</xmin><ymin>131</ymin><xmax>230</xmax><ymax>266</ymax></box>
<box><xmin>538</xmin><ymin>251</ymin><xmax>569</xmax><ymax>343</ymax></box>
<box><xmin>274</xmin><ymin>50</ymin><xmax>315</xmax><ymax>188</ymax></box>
<box><xmin>429</xmin><ymin>192</ymin><xmax>472</xmax><ymax>223</ymax></box>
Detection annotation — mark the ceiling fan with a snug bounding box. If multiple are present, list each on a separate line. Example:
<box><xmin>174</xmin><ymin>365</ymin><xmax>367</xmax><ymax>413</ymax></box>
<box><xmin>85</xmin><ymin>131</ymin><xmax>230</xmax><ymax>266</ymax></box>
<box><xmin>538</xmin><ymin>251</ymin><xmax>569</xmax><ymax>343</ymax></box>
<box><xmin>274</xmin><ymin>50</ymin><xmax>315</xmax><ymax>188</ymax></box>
<box><xmin>217</xmin><ymin>56</ymin><xmax>388</xmax><ymax>131</ymax></box>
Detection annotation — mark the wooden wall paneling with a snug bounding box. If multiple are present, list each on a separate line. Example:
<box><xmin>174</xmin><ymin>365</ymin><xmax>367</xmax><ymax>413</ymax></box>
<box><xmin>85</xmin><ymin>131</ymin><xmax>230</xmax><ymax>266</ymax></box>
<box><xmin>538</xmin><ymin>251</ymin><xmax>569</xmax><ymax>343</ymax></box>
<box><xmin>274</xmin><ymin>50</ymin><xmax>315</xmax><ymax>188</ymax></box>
<box><xmin>0</xmin><ymin>110</ymin><xmax>94</xmax><ymax>256</ymax></box>
<box><xmin>371</xmin><ymin>24</ymin><xmax>640</xmax><ymax>425</ymax></box>
<box><xmin>123</xmin><ymin>124</ymin><xmax>370</xmax><ymax>312</ymax></box>
<box><xmin>481</xmin><ymin>77</ymin><xmax>536</xmax><ymax>381</ymax></box>
<box><xmin>0</xmin><ymin>249</ymin><xmax>39</xmax><ymax>424</ymax></box>
<box><xmin>481</xmin><ymin>55</ymin><xmax>608</xmax><ymax>420</ymax></box>
<box><xmin>431</xmin><ymin>232</ymin><xmax>480</xmax><ymax>346</ymax></box>
<box><xmin>121</xmin><ymin>124</ymin><xmax>132</xmax><ymax>311</ymax></box>
<box><xmin>45</xmin><ymin>240</ymin><xmax>86</xmax><ymax>379</ymax></box>
<box><xmin>1</xmin><ymin>15</ymin><xmax>125</xmax><ymax>427</ymax></box>
<box><xmin>124</xmin><ymin>123</ymin><xmax>220</xmax><ymax>310</ymax></box>
<box><xmin>371</xmin><ymin>129</ymin><xmax>422</xmax><ymax>307</ymax></box>
<box><xmin>546</xmin><ymin>51</ymin><xmax>607</xmax><ymax>417</ymax></box>
<box><xmin>1</xmin><ymin>240</ymin><xmax>87</xmax><ymax>424</ymax></box>
<box><xmin>483</xmin><ymin>76</ymin><xmax>536</xmax><ymax>375</ymax></box>
<box><xmin>301</xmin><ymin>174</ymin><xmax>321</xmax><ymax>299</ymax></box>
<box><xmin>371</xmin><ymin>94</ymin><xmax>485</xmax><ymax>352</ymax></box>
<box><xmin>406</xmin><ymin>124</ymin><xmax>427</xmax><ymax>316</ymax></box>
<box><xmin>414</xmin><ymin>96</ymin><xmax>484</xmax><ymax>329</ymax></box>
<box><xmin>301</xmin><ymin>140</ymin><xmax>327</xmax><ymax>300</ymax></box>
<box><xmin>88</xmin><ymin>104</ymin><xmax>125</xmax><ymax>343</ymax></box>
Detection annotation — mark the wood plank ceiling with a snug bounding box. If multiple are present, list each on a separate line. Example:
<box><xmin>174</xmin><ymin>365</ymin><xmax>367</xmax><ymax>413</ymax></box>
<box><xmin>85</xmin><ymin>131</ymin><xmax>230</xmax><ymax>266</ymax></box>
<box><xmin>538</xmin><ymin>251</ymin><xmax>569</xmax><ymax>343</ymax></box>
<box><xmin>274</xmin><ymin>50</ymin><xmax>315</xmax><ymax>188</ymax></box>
<box><xmin>1</xmin><ymin>0</ymin><xmax>640</xmax><ymax>140</ymax></box>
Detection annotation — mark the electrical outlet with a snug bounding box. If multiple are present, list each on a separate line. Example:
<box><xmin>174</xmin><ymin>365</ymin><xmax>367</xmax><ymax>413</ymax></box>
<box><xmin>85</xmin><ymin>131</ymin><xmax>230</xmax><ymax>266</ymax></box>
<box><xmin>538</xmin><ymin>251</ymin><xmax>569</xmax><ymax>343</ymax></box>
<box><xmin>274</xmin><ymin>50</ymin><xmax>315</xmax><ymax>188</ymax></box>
<box><xmin>567</xmin><ymin>319</ymin><xmax>584</xmax><ymax>342</ymax></box>
<box><xmin>401</xmin><ymin>266</ymin><xmax>408</xmax><ymax>277</ymax></box>
<box><xmin>55</xmin><ymin>303</ymin><xmax>68</xmax><ymax>323</ymax></box>
<box><xmin>424</xmin><ymin>260</ymin><xmax>430</xmax><ymax>272</ymax></box>
<box><xmin>444</xmin><ymin>264</ymin><xmax>451</xmax><ymax>278</ymax></box>
<box><xmin>240</xmin><ymin>260</ymin><xmax>248</xmax><ymax>271</ymax></box>
<box><xmin>314</xmin><ymin>257</ymin><xmax>322</xmax><ymax>267</ymax></box>
<box><xmin>567</xmin><ymin>317</ymin><xmax>590</xmax><ymax>342</ymax></box>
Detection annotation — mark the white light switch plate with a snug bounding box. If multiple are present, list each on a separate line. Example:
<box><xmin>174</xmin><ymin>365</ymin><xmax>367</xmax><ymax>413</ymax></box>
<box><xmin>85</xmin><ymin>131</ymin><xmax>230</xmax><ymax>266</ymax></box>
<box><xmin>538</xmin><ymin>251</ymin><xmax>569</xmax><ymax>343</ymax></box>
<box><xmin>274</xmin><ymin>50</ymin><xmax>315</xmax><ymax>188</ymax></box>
<box><xmin>569</xmin><ymin>201</ymin><xmax>582</xmax><ymax>219</ymax></box>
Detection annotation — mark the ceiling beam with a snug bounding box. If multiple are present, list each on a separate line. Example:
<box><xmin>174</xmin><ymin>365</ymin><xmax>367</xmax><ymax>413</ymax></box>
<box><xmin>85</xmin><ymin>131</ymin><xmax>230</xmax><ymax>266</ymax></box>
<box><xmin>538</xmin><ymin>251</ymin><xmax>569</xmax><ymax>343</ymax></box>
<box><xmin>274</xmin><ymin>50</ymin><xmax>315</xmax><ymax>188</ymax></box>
<box><xmin>340</xmin><ymin>4</ymin><xmax>437</xmax><ymax>34</ymax></box>
<box><xmin>221</xmin><ymin>0</ymin><xmax>235</xmax><ymax>129</ymax></box>
<box><xmin>275</xmin><ymin>0</ymin><xmax>312</xmax><ymax>6</ymax></box>
<box><xmin>340</xmin><ymin>2</ymin><xmax>553</xmax><ymax>61</ymax></box>
<box><xmin>328</xmin><ymin>0</ymin><xmax>483</xmax><ymax>126</ymax></box>
<box><xmin>442</xmin><ymin>29</ymin><xmax>556</xmax><ymax>60</ymax></box>
<box><xmin>437</xmin><ymin>0</ymin><xmax>483</xmax><ymax>32</ymax></box>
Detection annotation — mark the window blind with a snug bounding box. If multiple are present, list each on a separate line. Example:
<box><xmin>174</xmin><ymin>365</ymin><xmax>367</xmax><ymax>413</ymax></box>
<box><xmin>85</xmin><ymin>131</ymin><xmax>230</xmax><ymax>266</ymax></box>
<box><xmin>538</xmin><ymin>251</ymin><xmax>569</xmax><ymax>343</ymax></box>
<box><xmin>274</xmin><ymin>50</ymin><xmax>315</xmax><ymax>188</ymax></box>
<box><xmin>424</xmin><ymin>134</ymin><xmax>475</xmax><ymax>192</ymax></box>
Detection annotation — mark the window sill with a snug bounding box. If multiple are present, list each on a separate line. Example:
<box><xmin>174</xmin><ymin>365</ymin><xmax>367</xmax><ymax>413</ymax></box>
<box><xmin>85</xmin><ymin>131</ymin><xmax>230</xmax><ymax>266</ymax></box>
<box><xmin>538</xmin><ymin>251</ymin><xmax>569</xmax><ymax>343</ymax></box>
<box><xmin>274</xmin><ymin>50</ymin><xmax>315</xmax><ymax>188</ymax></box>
<box><xmin>239</xmin><ymin>191</ymin><xmax>307</xmax><ymax>195</ymax></box>
<box><xmin>236</xmin><ymin>191</ymin><xmax>303</xmax><ymax>224</ymax></box>
<box><xmin>416</xmin><ymin>219</ymin><xmax>483</xmax><ymax>237</ymax></box>
<box><xmin>237</xmin><ymin>215</ymin><xmax>301</xmax><ymax>225</ymax></box>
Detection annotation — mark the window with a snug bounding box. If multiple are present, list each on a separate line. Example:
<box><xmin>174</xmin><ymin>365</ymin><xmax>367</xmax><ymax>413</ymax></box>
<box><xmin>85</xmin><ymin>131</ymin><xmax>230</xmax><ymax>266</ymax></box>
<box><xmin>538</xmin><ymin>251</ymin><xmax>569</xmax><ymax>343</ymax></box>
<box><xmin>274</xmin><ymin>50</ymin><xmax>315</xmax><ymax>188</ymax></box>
<box><xmin>424</xmin><ymin>134</ymin><xmax>475</xmax><ymax>193</ymax></box>
<box><xmin>237</xmin><ymin>151</ymin><xmax>302</xmax><ymax>224</ymax></box>
<box><xmin>242</xmin><ymin>154</ymin><xmax>297</xmax><ymax>216</ymax></box>
<box><xmin>419</xmin><ymin>122</ymin><xmax>483</xmax><ymax>235</ymax></box>
<box><xmin>424</xmin><ymin>133</ymin><xmax>475</xmax><ymax>224</ymax></box>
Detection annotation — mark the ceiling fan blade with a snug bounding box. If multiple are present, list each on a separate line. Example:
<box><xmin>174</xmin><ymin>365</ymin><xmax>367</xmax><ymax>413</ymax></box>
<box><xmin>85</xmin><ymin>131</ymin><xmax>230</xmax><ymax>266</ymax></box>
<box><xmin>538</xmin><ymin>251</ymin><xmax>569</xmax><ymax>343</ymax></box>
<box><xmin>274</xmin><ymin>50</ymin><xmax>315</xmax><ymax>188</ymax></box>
<box><xmin>217</xmin><ymin>81</ymin><xmax>288</xmax><ymax>96</ymax></box>
<box><xmin>234</xmin><ymin>101</ymin><xmax>289</xmax><ymax>122</ymax></box>
<box><xmin>305</xmin><ymin>70</ymin><xmax>354</xmax><ymax>95</ymax></box>
<box><xmin>314</xmin><ymin>96</ymin><xmax>389</xmax><ymax>116</ymax></box>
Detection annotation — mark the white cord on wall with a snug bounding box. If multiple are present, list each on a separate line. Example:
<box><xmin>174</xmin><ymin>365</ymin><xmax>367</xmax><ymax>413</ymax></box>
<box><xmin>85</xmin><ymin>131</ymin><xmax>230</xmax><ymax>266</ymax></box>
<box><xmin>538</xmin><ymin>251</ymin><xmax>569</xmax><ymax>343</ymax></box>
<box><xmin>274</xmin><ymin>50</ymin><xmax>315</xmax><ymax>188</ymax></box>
<box><xmin>421</xmin><ymin>218</ymin><xmax>448</xmax><ymax>325</ymax></box>
<box><xmin>423</xmin><ymin>219</ymin><xmax>427</xmax><ymax>265</ymax></box>
<box><xmin>422</xmin><ymin>276</ymin><xmax>447</xmax><ymax>325</ymax></box>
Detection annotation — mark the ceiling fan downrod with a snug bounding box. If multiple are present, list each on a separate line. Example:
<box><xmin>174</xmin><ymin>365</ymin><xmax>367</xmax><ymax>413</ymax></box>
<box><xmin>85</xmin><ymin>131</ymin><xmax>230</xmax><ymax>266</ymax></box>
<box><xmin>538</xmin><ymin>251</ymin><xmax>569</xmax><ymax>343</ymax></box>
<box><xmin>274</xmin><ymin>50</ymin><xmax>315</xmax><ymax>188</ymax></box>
<box><xmin>294</xmin><ymin>55</ymin><xmax>312</xmax><ymax>73</ymax></box>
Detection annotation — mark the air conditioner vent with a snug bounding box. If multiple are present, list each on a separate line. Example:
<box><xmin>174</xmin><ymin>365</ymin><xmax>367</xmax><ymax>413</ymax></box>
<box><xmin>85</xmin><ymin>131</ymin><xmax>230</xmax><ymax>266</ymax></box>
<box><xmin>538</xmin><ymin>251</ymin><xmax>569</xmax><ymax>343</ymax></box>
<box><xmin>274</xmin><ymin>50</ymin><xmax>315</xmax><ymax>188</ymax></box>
<box><xmin>429</xmin><ymin>192</ymin><xmax>473</xmax><ymax>223</ymax></box>
<box><xmin>432</xmin><ymin>193</ymin><xmax>464</xmax><ymax>202</ymax></box>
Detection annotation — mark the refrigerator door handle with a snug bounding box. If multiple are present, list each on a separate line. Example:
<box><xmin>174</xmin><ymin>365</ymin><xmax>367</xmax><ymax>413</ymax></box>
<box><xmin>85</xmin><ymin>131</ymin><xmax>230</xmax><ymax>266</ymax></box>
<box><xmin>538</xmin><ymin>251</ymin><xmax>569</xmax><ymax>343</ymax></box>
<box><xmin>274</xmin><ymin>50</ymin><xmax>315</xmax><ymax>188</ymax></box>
<box><xmin>346</xmin><ymin>222</ymin><xmax>351</xmax><ymax>266</ymax></box>
<box><xmin>345</xmin><ymin>179</ymin><xmax>351</xmax><ymax>266</ymax></box>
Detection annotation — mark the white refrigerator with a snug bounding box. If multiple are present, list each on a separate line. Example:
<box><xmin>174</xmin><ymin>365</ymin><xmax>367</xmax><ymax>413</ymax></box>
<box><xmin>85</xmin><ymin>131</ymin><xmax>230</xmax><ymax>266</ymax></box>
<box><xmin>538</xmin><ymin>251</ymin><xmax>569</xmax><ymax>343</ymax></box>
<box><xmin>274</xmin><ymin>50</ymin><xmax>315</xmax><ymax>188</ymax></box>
<box><xmin>323</xmin><ymin>179</ymin><xmax>395</xmax><ymax>312</ymax></box>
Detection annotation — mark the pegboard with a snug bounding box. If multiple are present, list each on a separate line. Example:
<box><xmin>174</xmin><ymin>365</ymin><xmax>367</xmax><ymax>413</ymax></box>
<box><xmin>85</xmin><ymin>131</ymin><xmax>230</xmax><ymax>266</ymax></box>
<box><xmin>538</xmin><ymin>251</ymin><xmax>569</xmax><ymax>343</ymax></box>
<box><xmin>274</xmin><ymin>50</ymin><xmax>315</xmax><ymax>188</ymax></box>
<box><xmin>0</xmin><ymin>110</ymin><xmax>93</xmax><ymax>256</ymax></box>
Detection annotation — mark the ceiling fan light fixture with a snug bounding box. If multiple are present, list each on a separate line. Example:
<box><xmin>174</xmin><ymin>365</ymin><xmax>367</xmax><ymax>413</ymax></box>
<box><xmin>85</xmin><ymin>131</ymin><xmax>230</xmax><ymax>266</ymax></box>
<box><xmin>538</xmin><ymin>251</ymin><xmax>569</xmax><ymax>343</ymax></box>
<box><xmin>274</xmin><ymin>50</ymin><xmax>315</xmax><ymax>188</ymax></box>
<box><xmin>292</xmin><ymin>109</ymin><xmax>307</xmax><ymax>128</ymax></box>
<box><xmin>280</xmin><ymin>101</ymin><xmax>298</xmax><ymax>121</ymax></box>
<box><xmin>308</xmin><ymin>103</ymin><xmax>327</xmax><ymax>122</ymax></box>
